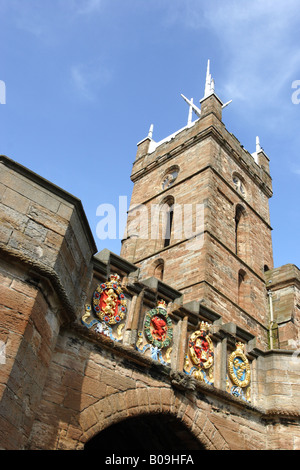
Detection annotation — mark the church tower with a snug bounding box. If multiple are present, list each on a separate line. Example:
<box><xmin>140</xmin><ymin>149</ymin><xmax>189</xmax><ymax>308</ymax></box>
<box><xmin>121</xmin><ymin>61</ymin><xmax>273</xmax><ymax>349</ymax></box>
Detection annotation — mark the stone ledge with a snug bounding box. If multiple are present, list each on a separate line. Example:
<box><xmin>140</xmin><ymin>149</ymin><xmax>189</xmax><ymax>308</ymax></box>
<box><xmin>70</xmin><ymin>322</ymin><xmax>300</xmax><ymax>422</ymax></box>
<box><xmin>0</xmin><ymin>241</ymin><xmax>76</xmax><ymax>323</ymax></box>
<box><xmin>69</xmin><ymin>322</ymin><xmax>267</xmax><ymax>417</ymax></box>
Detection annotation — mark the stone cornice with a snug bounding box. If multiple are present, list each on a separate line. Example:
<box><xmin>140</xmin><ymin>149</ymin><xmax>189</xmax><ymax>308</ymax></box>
<box><xmin>70</xmin><ymin>322</ymin><xmax>300</xmax><ymax>422</ymax></box>
<box><xmin>93</xmin><ymin>248</ymin><xmax>139</xmax><ymax>277</ymax></box>
<box><xmin>131</xmin><ymin>125</ymin><xmax>272</xmax><ymax>198</ymax></box>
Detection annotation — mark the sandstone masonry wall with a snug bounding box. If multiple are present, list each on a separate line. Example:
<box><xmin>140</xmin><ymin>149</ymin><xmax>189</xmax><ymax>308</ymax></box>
<box><xmin>0</xmin><ymin>154</ymin><xmax>299</xmax><ymax>450</ymax></box>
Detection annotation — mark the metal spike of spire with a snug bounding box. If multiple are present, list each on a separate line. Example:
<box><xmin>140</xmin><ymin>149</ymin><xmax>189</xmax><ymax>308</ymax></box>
<box><xmin>204</xmin><ymin>59</ymin><xmax>213</xmax><ymax>98</ymax></box>
<box><xmin>181</xmin><ymin>60</ymin><xmax>232</xmax><ymax>128</ymax></box>
<box><xmin>148</xmin><ymin>124</ymin><xmax>154</xmax><ymax>139</ymax></box>
<box><xmin>222</xmin><ymin>100</ymin><xmax>232</xmax><ymax>109</ymax></box>
<box><xmin>181</xmin><ymin>94</ymin><xmax>201</xmax><ymax>119</ymax></box>
<box><xmin>187</xmin><ymin>98</ymin><xmax>193</xmax><ymax>125</ymax></box>
<box><xmin>256</xmin><ymin>136</ymin><xmax>261</xmax><ymax>153</ymax></box>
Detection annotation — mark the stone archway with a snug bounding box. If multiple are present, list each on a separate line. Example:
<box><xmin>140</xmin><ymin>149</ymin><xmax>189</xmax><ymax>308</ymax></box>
<box><xmin>84</xmin><ymin>413</ymin><xmax>206</xmax><ymax>450</ymax></box>
<box><xmin>77</xmin><ymin>387</ymin><xmax>230</xmax><ymax>451</ymax></box>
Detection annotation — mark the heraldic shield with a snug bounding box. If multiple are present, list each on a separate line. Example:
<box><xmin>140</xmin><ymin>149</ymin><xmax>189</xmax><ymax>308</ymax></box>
<box><xmin>92</xmin><ymin>274</ymin><xmax>127</xmax><ymax>325</ymax></box>
<box><xmin>184</xmin><ymin>322</ymin><xmax>214</xmax><ymax>385</ymax></box>
<box><xmin>227</xmin><ymin>342</ymin><xmax>251</xmax><ymax>402</ymax></box>
<box><xmin>81</xmin><ymin>274</ymin><xmax>127</xmax><ymax>342</ymax></box>
<box><xmin>136</xmin><ymin>300</ymin><xmax>173</xmax><ymax>366</ymax></box>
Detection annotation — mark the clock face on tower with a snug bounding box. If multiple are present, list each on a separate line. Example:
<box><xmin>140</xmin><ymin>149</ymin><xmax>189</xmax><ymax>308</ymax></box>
<box><xmin>162</xmin><ymin>169</ymin><xmax>179</xmax><ymax>190</ymax></box>
<box><xmin>232</xmin><ymin>175</ymin><xmax>246</xmax><ymax>197</ymax></box>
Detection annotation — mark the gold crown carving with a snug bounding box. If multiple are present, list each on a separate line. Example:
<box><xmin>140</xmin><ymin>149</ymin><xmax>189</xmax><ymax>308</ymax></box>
<box><xmin>236</xmin><ymin>342</ymin><xmax>245</xmax><ymax>352</ymax></box>
<box><xmin>200</xmin><ymin>321</ymin><xmax>211</xmax><ymax>332</ymax></box>
<box><xmin>110</xmin><ymin>273</ymin><xmax>121</xmax><ymax>283</ymax></box>
<box><xmin>157</xmin><ymin>299</ymin><xmax>167</xmax><ymax>310</ymax></box>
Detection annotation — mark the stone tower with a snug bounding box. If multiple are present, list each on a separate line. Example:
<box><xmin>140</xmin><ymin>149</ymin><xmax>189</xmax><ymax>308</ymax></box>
<box><xmin>121</xmin><ymin>60</ymin><xmax>274</xmax><ymax>350</ymax></box>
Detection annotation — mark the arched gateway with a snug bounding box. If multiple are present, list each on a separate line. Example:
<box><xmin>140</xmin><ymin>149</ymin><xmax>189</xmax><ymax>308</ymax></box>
<box><xmin>0</xmin><ymin>61</ymin><xmax>300</xmax><ymax>451</ymax></box>
<box><xmin>84</xmin><ymin>414</ymin><xmax>206</xmax><ymax>450</ymax></box>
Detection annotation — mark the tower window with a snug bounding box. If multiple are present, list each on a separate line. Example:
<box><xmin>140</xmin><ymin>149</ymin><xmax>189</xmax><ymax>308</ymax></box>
<box><xmin>238</xmin><ymin>269</ymin><xmax>247</xmax><ymax>309</ymax></box>
<box><xmin>153</xmin><ymin>259</ymin><xmax>164</xmax><ymax>281</ymax></box>
<box><xmin>235</xmin><ymin>204</ymin><xmax>247</xmax><ymax>260</ymax></box>
<box><xmin>158</xmin><ymin>196</ymin><xmax>175</xmax><ymax>249</ymax></box>
<box><xmin>163</xmin><ymin>205</ymin><xmax>174</xmax><ymax>247</ymax></box>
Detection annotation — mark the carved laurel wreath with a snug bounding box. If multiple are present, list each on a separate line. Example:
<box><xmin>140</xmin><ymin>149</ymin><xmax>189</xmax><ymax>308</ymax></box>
<box><xmin>144</xmin><ymin>308</ymin><xmax>173</xmax><ymax>349</ymax></box>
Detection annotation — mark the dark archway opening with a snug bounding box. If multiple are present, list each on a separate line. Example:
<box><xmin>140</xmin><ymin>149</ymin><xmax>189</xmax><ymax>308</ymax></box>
<box><xmin>84</xmin><ymin>414</ymin><xmax>205</xmax><ymax>450</ymax></box>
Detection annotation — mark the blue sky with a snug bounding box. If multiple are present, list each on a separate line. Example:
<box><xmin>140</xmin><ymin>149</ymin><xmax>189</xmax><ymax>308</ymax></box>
<box><xmin>0</xmin><ymin>0</ymin><xmax>299</xmax><ymax>269</ymax></box>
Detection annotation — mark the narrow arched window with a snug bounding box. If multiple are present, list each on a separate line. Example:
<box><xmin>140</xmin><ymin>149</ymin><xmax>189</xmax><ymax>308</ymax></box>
<box><xmin>156</xmin><ymin>196</ymin><xmax>175</xmax><ymax>249</ymax></box>
<box><xmin>235</xmin><ymin>204</ymin><xmax>248</xmax><ymax>261</ymax></box>
<box><xmin>163</xmin><ymin>205</ymin><xmax>174</xmax><ymax>247</ymax></box>
<box><xmin>153</xmin><ymin>259</ymin><xmax>164</xmax><ymax>281</ymax></box>
<box><xmin>238</xmin><ymin>269</ymin><xmax>247</xmax><ymax>309</ymax></box>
